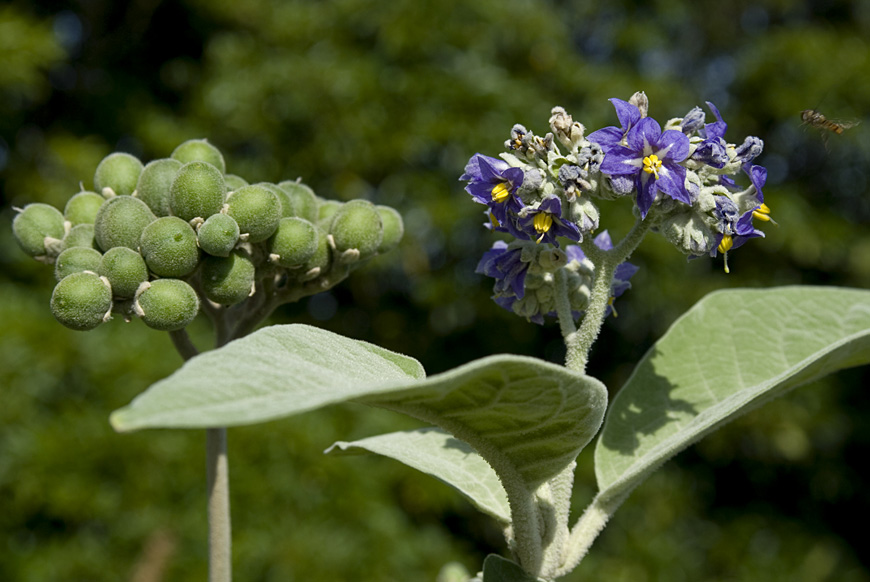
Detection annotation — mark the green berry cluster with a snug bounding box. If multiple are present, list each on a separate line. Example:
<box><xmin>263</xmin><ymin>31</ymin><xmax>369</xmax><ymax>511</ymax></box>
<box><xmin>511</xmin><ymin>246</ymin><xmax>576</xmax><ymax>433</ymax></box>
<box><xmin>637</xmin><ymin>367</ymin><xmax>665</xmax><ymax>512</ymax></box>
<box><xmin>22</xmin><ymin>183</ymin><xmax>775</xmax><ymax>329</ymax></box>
<box><xmin>13</xmin><ymin>139</ymin><xmax>404</xmax><ymax>339</ymax></box>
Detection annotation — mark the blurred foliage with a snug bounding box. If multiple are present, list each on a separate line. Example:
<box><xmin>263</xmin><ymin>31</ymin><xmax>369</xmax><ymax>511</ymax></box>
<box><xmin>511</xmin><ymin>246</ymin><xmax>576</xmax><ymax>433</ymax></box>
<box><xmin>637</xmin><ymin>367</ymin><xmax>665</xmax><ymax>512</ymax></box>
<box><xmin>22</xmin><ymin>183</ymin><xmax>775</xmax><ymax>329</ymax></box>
<box><xmin>1</xmin><ymin>0</ymin><xmax>869</xmax><ymax>580</ymax></box>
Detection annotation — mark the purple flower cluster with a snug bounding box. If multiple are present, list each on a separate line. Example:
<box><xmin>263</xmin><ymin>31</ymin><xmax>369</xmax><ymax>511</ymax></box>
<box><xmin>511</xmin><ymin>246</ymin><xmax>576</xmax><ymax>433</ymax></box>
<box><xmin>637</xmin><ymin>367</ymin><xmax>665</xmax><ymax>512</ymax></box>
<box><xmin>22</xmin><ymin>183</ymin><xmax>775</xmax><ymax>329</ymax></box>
<box><xmin>461</xmin><ymin>154</ymin><xmax>581</xmax><ymax>247</ymax></box>
<box><xmin>475</xmin><ymin>232</ymin><xmax>637</xmax><ymax>324</ymax></box>
<box><xmin>589</xmin><ymin>99</ymin><xmax>691</xmax><ymax>218</ymax></box>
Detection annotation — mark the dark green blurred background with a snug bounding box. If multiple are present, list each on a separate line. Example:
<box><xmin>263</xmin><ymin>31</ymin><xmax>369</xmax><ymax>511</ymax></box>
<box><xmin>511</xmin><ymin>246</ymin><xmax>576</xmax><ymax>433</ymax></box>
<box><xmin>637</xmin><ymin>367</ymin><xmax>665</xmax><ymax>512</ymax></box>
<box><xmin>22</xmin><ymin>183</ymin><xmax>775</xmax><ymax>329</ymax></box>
<box><xmin>2</xmin><ymin>0</ymin><xmax>869</xmax><ymax>580</ymax></box>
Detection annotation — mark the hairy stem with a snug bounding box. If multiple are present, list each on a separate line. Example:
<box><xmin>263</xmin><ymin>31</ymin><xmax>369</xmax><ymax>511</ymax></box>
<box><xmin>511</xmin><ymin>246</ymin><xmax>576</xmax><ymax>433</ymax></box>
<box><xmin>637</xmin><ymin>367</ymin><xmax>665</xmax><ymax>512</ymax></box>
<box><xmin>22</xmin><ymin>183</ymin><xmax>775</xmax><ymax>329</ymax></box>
<box><xmin>570</xmin><ymin>219</ymin><xmax>650</xmax><ymax>374</ymax></box>
<box><xmin>207</xmin><ymin>428</ymin><xmax>232</xmax><ymax>582</ymax></box>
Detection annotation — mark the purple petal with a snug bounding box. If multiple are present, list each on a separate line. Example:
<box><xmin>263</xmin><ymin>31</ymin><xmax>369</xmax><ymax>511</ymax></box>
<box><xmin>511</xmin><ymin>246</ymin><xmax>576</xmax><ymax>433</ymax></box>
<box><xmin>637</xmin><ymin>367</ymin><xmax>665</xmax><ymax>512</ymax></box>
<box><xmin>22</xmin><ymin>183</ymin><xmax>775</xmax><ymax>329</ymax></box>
<box><xmin>565</xmin><ymin>245</ymin><xmax>586</xmax><ymax>262</ymax></box>
<box><xmin>745</xmin><ymin>163</ymin><xmax>767</xmax><ymax>201</ymax></box>
<box><xmin>538</xmin><ymin>195</ymin><xmax>562</xmax><ymax>215</ymax></box>
<box><xmin>610</xmin><ymin>98</ymin><xmax>641</xmax><ymax>131</ymax></box>
<box><xmin>655</xmin><ymin>129</ymin><xmax>690</xmax><ymax>162</ymax></box>
<box><xmin>600</xmin><ymin>146</ymin><xmax>642</xmax><ymax>175</ymax></box>
<box><xmin>627</xmin><ymin>117</ymin><xmax>663</xmax><ymax>153</ymax></box>
<box><xmin>636</xmin><ymin>174</ymin><xmax>656</xmax><ymax>218</ymax></box>
<box><xmin>656</xmin><ymin>163</ymin><xmax>691</xmax><ymax>205</ymax></box>
<box><xmin>587</xmin><ymin>126</ymin><xmax>624</xmax><ymax>150</ymax></box>
<box><xmin>478</xmin><ymin>155</ymin><xmax>511</xmax><ymax>182</ymax></box>
<box><xmin>593</xmin><ymin>231</ymin><xmax>613</xmax><ymax>250</ymax></box>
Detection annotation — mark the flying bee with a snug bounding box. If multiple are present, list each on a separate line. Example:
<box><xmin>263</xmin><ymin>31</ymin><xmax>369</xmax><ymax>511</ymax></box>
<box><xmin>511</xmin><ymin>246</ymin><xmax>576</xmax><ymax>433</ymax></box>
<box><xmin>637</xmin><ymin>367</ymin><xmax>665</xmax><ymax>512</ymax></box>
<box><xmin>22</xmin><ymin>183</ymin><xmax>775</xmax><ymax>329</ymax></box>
<box><xmin>800</xmin><ymin>109</ymin><xmax>861</xmax><ymax>135</ymax></box>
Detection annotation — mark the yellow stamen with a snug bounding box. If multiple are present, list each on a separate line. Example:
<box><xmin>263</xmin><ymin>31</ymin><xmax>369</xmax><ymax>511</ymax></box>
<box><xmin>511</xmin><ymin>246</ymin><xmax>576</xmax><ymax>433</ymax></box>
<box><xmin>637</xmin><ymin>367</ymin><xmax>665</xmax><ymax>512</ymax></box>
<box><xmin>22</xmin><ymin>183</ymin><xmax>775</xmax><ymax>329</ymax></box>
<box><xmin>491</xmin><ymin>182</ymin><xmax>510</xmax><ymax>203</ymax></box>
<box><xmin>718</xmin><ymin>235</ymin><xmax>733</xmax><ymax>274</ymax></box>
<box><xmin>752</xmin><ymin>203</ymin><xmax>777</xmax><ymax>225</ymax></box>
<box><xmin>533</xmin><ymin>213</ymin><xmax>553</xmax><ymax>243</ymax></box>
<box><xmin>489</xmin><ymin>211</ymin><xmax>500</xmax><ymax>228</ymax></box>
<box><xmin>642</xmin><ymin>154</ymin><xmax>662</xmax><ymax>179</ymax></box>
<box><xmin>608</xmin><ymin>296</ymin><xmax>619</xmax><ymax>318</ymax></box>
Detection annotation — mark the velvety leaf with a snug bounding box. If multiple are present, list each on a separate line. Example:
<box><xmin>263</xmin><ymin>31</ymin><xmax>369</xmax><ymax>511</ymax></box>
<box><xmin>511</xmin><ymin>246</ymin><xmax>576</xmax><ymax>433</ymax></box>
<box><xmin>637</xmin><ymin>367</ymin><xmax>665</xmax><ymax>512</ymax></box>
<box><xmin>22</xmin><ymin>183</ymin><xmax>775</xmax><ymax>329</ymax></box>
<box><xmin>110</xmin><ymin>324</ymin><xmax>425</xmax><ymax>431</ymax></box>
<box><xmin>595</xmin><ymin>286</ymin><xmax>870</xmax><ymax>501</ymax></box>
<box><xmin>326</xmin><ymin>427</ymin><xmax>511</xmax><ymax>523</ymax></box>
<box><xmin>359</xmin><ymin>355</ymin><xmax>606</xmax><ymax>488</ymax></box>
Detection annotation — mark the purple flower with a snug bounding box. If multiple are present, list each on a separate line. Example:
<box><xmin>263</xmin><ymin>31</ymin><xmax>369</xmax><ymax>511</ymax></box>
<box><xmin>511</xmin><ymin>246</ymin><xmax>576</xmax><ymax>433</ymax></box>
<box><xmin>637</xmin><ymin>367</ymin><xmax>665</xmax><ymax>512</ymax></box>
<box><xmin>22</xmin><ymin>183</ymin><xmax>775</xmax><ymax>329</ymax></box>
<box><xmin>709</xmin><ymin>196</ymin><xmax>765</xmax><ymax>259</ymax></box>
<box><xmin>598</xmin><ymin>117</ymin><xmax>691</xmax><ymax>218</ymax></box>
<box><xmin>587</xmin><ymin>98</ymin><xmax>642</xmax><ymax>152</ymax></box>
<box><xmin>461</xmin><ymin>154</ymin><xmax>524</xmax><ymax>225</ymax></box>
<box><xmin>516</xmin><ymin>196</ymin><xmax>581</xmax><ymax>246</ymax></box>
<box><xmin>476</xmin><ymin>241</ymin><xmax>528</xmax><ymax>300</ymax></box>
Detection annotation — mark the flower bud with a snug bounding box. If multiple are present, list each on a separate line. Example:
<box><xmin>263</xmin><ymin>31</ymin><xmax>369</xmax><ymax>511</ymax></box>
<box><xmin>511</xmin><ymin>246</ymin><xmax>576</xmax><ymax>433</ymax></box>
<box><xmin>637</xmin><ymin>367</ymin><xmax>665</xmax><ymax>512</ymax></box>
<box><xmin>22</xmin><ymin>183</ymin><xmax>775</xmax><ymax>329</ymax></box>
<box><xmin>660</xmin><ymin>212</ymin><xmax>716</xmax><ymax>255</ymax></box>
<box><xmin>136</xmin><ymin>158</ymin><xmax>183</xmax><ymax>217</ymax></box>
<box><xmin>201</xmin><ymin>251</ymin><xmax>256</xmax><ymax>305</ymax></box>
<box><xmin>197</xmin><ymin>213</ymin><xmax>240</xmax><ymax>257</ymax></box>
<box><xmin>12</xmin><ymin>203</ymin><xmax>66</xmax><ymax>258</ymax></box>
<box><xmin>375</xmin><ymin>205</ymin><xmax>403</xmax><ymax>253</ymax></box>
<box><xmin>64</xmin><ymin>191</ymin><xmax>105</xmax><ymax>225</ymax></box>
<box><xmin>94</xmin><ymin>152</ymin><xmax>144</xmax><ymax>197</ymax></box>
<box><xmin>225</xmin><ymin>184</ymin><xmax>281</xmax><ymax>243</ymax></box>
<box><xmin>171</xmin><ymin>138</ymin><xmax>226</xmax><ymax>174</ymax></box>
<box><xmin>278</xmin><ymin>180</ymin><xmax>319</xmax><ymax>222</ymax></box>
<box><xmin>269</xmin><ymin>217</ymin><xmax>318</xmax><ymax>267</ymax></box>
<box><xmin>94</xmin><ymin>195</ymin><xmax>156</xmax><ymax>251</ymax></box>
<box><xmin>99</xmin><ymin>246</ymin><xmax>149</xmax><ymax>298</ymax></box>
<box><xmin>169</xmin><ymin>161</ymin><xmax>226</xmax><ymax>222</ymax></box>
<box><xmin>62</xmin><ymin>223</ymin><xmax>97</xmax><ymax>250</ymax></box>
<box><xmin>139</xmin><ymin>216</ymin><xmax>200</xmax><ymax>277</ymax></box>
<box><xmin>134</xmin><ymin>279</ymin><xmax>200</xmax><ymax>331</ymax></box>
<box><xmin>329</xmin><ymin>200</ymin><xmax>383</xmax><ymax>260</ymax></box>
<box><xmin>54</xmin><ymin>247</ymin><xmax>102</xmax><ymax>281</ymax></box>
<box><xmin>50</xmin><ymin>271</ymin><xmax>113</xmax><ymax>331</ymax></box>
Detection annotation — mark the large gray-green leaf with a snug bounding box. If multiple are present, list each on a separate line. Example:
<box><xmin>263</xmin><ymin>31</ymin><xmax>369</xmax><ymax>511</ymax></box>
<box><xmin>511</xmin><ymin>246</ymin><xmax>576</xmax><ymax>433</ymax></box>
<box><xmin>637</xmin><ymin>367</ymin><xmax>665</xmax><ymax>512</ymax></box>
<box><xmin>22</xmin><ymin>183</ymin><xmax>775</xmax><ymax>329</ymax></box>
<box><xmin>110</xmin><ymin>324</ymin><xmax>425</xmax><ymax>431</ymax></box>
<box><xmin>326</xmin><ymin>427</ymin><xmax>511</xmax><ymax>523</ymax></box>
<box><xmin>111</xmin><ymin>324</ymin><xmax>607</xmax><ymax>490</ymax></box>
<box><xmin>595</xmin><ymin>286</ymin><xmax>870</xmax><ymax>501</ymax></box>
<box><xmin>359</xmin><ymin>356</ymin><xmax>606</xmax><ymax>488</ymax></box>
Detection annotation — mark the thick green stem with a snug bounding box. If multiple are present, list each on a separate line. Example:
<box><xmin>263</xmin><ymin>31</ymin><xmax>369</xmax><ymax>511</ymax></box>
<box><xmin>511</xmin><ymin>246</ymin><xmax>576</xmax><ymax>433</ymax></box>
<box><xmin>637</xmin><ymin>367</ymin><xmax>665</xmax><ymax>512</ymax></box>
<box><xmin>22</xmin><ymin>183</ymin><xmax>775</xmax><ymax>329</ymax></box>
<box><xmin>554</xmin><ymin>492</ymin><xmax>627</xmax><ymax>578</ymax></box>
<box><xmin>568</xmin><ymin>219</ymin><xmax>651</xmax><ymax>373</ymax></box>
<box><xmin>207</xmin><ymin>428</ymin><xmax>232</xmax><ymax>582</ymax></box>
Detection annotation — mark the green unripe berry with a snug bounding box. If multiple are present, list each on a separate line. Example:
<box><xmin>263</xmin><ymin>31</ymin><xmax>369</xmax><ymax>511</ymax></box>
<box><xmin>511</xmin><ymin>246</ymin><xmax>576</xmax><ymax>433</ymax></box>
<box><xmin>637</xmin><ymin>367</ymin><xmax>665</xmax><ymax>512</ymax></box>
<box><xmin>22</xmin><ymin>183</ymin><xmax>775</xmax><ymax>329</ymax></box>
<box><xmin>299</xmin><ymin>226</ymin><xmax>331</xmax><ymax>280</ymax></box>
<box><xmin>54</xmin><ymin>247</ymin><xmax>102</xmax><ymax>281</ymax></box>
<box><xmin>317</xmin><ymin>199</ymin><xmax>342</xmax><ymax>227</ymax></box>
<box><xmin>135</xmin><ymin>279</ymin><xmax>200</xmax><ymax>331</ymax></box>
<box><xmin>169</xmin><ymin>161</ymin><xmax>226</xmax><ymax>222</ymax></box>
<box><xmin>257</xmin><ymin>183</ymin><xmax>295</xmax><ymax>218</ymax></box>
<box><xmin>64</xmin><ymin>191</ymin><xmax>105</xmax><ymax>225</ymax></box>
<box><xmin>94</xmin><ymin>152</ymin><xmax>144</xmax><ymax>197</ymax></box>
<box><xmin>12</xmin><ymin>203</ymin><xmax>66</xmax><ymax>257</ymax></box>
<box><xmin>330</xmin><ymin>199</ymin><xmax>383</xmax><ymax>259</ymax></box>
<box><xmin>201</xmin><ymin>251</ymin><xmax>256</xmax><ymax>306</ymax></box>
<box><xmin>63</xmin><ymin>223</ymin><xmax>97</xmax><ymax>250</ymax></box>
<box><xmin>278</xmin><ymin>180</ymin><xmax>318</xmax><ymax>222</ymax></box>
<box><xmin>99</xmin><ymin>246</ymin><xmax>149</xmax><ymax>298</ymax></box>
<box><xmin>375</xmin><ymin>205</ymin><xmax>404</xmax><ymax>253</ymax></box>
<box><xmin>197</xmin><ymin>213</ymin><xmax>240</xmax><ymax>257</ymax></box>
<box><xmin>224</xmin><ymin>174</ymin><xmax>249</xmax><ymax>191</ymax></box>
<box><xmin>226</xmin><ymin>184</ymin><xmax>281</xmax><ymax>243</ymax></box>
<box><xmin>137</xmin><ymin>158</ymin><xmax>183</xmax><ymax>216</ymax></box>
<box><xmin>93</xmin><ymin>195</ymin><xmax>156</xmax><ymax>251</ymax></box>
<box><xmin>50</xmin><ymin>271</ymin><xmax>112</xmax><ymax>331</ymax></box>
<box><xmin>140</xmin><ymin>216</ymin><xmax>200</xmax><ymax>277</ymax></box>
<box><xmin>171</xmin><ymin>139</ymin><xmax>226</xmax><ymax>174</ymax></box>
<box><xmin>269</xmin><ymin>217</ymin><xmax>317</xmax><ymax>267</ymax></box>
